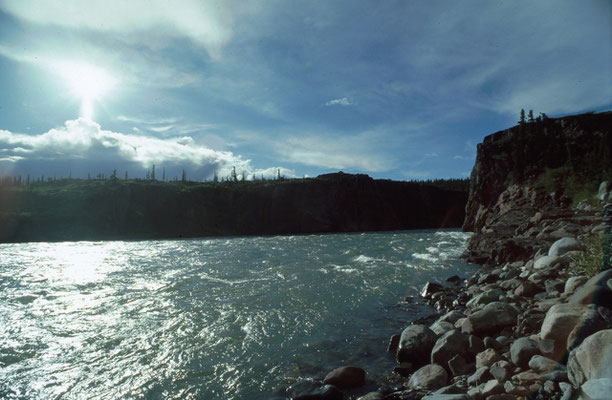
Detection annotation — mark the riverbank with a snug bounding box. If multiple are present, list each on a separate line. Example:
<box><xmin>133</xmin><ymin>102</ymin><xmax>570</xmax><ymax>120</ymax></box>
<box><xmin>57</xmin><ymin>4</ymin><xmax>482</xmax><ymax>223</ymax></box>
<box><xmin>288</xmin><ymin>193</ymin><xmax>610</xmax><ymax>400</ymax></box>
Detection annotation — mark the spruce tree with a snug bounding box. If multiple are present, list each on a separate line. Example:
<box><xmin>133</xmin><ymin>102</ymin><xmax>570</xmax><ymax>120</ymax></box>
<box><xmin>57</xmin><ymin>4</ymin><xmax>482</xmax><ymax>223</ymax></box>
<box><xmin>519</xmin><ymin>109</ymin><xmax>526</xmax><ymax>125</ymax></box>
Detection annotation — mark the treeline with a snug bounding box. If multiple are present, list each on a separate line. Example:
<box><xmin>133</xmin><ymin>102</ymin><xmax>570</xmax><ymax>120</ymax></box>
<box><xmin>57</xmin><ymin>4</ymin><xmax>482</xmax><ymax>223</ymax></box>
<box><xmin>0</xmin><ymin>170</ymin><xmax>469</xmax><ymax>190</ymax></box>
<box><xmin>0</xmin><ymin>172</ymin><xmax>470</xmax><ymax>242</ymax></box>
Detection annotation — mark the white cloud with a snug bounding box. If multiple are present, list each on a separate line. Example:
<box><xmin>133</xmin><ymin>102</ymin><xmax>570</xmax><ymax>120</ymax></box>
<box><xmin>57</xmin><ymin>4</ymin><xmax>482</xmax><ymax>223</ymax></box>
<box><xmin>325</xmin><ymin>97</ymin><xmax>353</xmax><ymax>106</ymax></box>
<box><xmin>0</xmin><ymin>0</ymin><xmax>233</xmax><ymax>57</ymax></box>
<box><xmin>0</xmin><ymin>118</ymin><xmax>257</xmax><ymax>179</ymax></box>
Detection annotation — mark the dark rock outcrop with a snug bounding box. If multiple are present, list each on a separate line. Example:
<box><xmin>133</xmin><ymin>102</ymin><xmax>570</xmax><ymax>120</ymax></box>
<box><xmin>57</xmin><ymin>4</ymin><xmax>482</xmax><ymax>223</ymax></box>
<box><xmin>462</xmin><ymin>111</ymin><xmax>611</xmax><ymax>265</ymax></box>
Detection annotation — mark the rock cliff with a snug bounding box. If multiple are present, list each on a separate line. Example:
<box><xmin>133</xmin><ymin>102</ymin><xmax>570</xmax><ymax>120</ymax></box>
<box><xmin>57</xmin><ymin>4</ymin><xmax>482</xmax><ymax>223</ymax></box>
<box><xmin>463</xmin><ymin>111</ymin><xmax>612</xmax><ymax>265</ymax></box>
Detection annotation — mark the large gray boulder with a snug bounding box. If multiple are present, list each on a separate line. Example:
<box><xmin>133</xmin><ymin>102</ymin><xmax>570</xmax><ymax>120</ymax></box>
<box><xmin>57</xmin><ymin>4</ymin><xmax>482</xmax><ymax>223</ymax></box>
<box><xmin>581</xmin><ymin>379</ymin><xmax>612</xmax><ymax>400</ymax></box>
<box><xmin>566</xmin><ymin>307</ymin><xmax>607</xmax><ymax>352</ymax></box>
<box><xmin>431</xmin><ymin>329</ymin><xmax>470</xmax><ymax>371</ymax></box>
<box><xmin>462</xmin><ymin>307</ymin><xmax>516</xmax><ymax>336</ymax></box>
<box><xmin>408</xmin><ymin>364</ymin><xmax>448</xmax><ymax>390</ymax></box>
<box><xmin>564</xmin><ymin>276</ymin><xmax>589</xmax><ymax>295</ymax></box>
<box><xmin>430</xmin><ymin>321</ymin><xmax>455</xmax><ymax>336</ymax></box>
<box><xmin>397</xmin><ymin>325</ymin><xmax>438</xmax><ymax>366</ymax></box>
<box><xmin>534</xmin><ymin>255</ymin><xmax>565</xmax><ymax>270</ymax></box>
<box><xmin>529</xmin><ymin>355</ymin><xmax>564</xmax><ymax>373</ymax></box>
<box><xmin>568</xmin><ymin>269</ymin><xmax>612</xmax><ymax>307</ymax></box>
<box><xmin>510</xmin><ymin>337</ymin><xmax>540</xmax><ymax>369</ymax></box>
<box><xmin>540</xmin><ymin>303</ymin><xmax>587</xmax><ymax>360</ymax></box>
<box><xmin>548</xmin><ymin>237</ymin><xmax>581</xmax><ymax>257</ymax></box>
<box><xmin>567</xmin><ymin>329</ymin><xmax>612</xmax><ymax>387</ymax></box>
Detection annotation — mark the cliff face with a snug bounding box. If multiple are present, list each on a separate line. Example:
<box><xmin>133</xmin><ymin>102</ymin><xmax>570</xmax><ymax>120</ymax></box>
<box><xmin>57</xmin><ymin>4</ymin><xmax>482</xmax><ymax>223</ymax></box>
<box><xmin>463</xmin><ymin>111</ymin><xmax>612</xmax><ymax>265</ymax></box>
<box><xmin>464</xmin><ymin>111</ymin><xmax>612</xmax><ymax>233</ymax></box>
<box><xmin>0</xmin><ymin>173</ymin><xmax>467</xmax><ymax>242</ymax></box>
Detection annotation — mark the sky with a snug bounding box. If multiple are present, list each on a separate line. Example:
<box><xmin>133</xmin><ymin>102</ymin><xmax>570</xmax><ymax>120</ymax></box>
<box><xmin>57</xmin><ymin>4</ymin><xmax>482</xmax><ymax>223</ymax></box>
<box><xmin>0</xmin><ymin>0</ymin><xmax>610</xmax><ymax>182</ymax></box>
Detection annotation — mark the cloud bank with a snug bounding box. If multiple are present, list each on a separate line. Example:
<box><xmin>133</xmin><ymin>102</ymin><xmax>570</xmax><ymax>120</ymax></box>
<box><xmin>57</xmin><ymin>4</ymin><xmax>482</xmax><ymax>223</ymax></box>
<box><xmin>0</xmin><ymin>118</ymin><xmax>294</xmax><ymax>180</ymax></box>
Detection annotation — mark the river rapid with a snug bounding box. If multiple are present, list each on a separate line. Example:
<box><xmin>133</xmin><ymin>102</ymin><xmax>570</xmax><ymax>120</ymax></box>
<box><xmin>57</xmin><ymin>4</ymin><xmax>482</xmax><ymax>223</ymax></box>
<box><xmin>0</xmin><ymin>229</ymin><xmax>475</xmax><ymax>399</ymax></box>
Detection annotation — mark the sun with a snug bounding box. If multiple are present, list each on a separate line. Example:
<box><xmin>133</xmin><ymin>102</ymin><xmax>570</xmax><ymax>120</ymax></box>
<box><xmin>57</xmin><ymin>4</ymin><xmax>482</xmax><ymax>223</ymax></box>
<box><xmin>54</xmin><ymin>61</ymin><xmax>116</xmax><ymax>119</ymax></box>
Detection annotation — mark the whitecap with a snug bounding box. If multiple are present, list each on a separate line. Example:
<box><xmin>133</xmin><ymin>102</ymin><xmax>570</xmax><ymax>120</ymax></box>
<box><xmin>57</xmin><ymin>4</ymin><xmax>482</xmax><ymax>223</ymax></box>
<box><xmin>333</xmin><ymin>265</ymin><xmax>358</xmax><ymax>274</ymax></box>
<box><xmin>353</xmin><ymin>255</ymin><xmax>375</xmax><ymax>263</ymax></box>
<box><xmin>412</xmin><ymin>253</ymin><xmax>438</xmax><ymax>262</ymax></box>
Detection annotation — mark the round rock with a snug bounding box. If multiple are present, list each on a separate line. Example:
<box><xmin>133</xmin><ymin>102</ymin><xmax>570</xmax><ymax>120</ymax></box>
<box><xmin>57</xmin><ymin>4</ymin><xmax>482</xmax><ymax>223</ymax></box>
<box><xmin>323</xmin><ymin>366</ymin><xmax>366</xmax><ymax>389</ymax></box>
<box><xmin>408</xmin><ymin>363</ymin><xmax>448</xmax><ymax>390</ymax></box>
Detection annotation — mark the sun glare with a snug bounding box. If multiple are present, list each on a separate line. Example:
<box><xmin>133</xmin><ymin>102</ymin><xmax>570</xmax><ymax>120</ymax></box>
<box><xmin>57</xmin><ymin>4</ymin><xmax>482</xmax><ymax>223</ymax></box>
<box><xmin>54</xmin><ymin>61</ymin><xmax>116</xmax><ymax>119</ymax></box>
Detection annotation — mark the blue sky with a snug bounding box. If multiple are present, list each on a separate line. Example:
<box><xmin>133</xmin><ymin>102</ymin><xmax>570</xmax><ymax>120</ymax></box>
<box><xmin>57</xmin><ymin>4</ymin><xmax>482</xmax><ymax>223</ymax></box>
<box><xmin>0</xmin><ymin>0</ymin><xmax>610</xmax><ymax>181</ymax></box>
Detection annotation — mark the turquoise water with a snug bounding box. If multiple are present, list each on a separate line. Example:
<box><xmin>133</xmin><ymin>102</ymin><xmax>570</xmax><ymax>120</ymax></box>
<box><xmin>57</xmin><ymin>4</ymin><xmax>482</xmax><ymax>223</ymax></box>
<box><xmin>0</xmin><ymin>229</ymin><xmax>475</xmax><ymax>399</ymax></box>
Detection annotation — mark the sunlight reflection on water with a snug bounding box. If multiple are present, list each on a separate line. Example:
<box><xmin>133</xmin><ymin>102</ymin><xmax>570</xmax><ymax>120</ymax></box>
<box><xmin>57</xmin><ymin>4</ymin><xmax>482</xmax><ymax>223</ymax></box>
<box><xmin>0</xmin><ymin>230</ymin><xmax>475</xmax><ymax>400</ymax></box>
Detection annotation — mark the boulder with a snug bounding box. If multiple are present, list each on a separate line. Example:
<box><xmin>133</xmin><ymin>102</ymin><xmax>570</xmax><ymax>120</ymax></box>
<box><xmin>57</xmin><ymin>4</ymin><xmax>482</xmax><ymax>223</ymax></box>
<box><xmin>462</xmin><ymin>308</ymin><xmax>516</xmax><ymax>336</ymax></box>
<box><xmin>540</xmin><ymin>303</ymin><xmax>587</xmax><ymax>360</ymax></box>
<box><xmin>323</xmin><ymin>366</ymin><xmax>366</xmax><ymax>389</ymax></box>
<box><xmin>510</xmin><ymin>337</ymin><xmax>540</xmax><ymax>369</ymax></box>
<box><xmin>408</xmin><ymin>364</ymin><xmax>448</xmax><ymax>390</ymax></box>
<box><xmin>512</xmin><ymin>371</ymin><xmax>546</xmax><ymax>385</ymax></box>
<box><xmin>448</xmin><ymin>354</ymin><xmax>473</xmax><ymax>376</ymax></box>
<box><xmin>566</xmin><ymin>307</ymin><xmax>607</xmax><ymax>351</ymax></box>
<box><xmin>422</xmin><ymin>282</ymin><xmax>444</xmax><ymax>298</ymax></box>
<box><xmin>475</xmin><ymin>348</ymin><xmax>502</xmax><ymax>369</ymax></box>
<box><xmin>481</xmin><ymin>379</ymin><xmax>504</xmax><ymax>397</ymax></box>
<box><xmin>293</xmin><ymin>384</ymin><xmax>343</xmax><ymax>400</ymax></box>
<box><xmin>545</xmin><ymin>279</ymin><xmax>565</xmax><ymax>294</ymax></box>
<box><xmin>437</xmin><ymin>310</ymin><xmax>466</xmax><ymax>325</ymax></box>
<box><xmin>489</xmin><ymin>360</ymin><xmax>512</xmax><ymax>382</ymax></box>
<box><xmin>529</xmin><ymin>355</ymin><xmax>564</xmax><ymax>373</ymax></box>
<box><xmin>534</xmin><ymin>255</ymin><xmax>565</xmax><ymax>270</ymax></box>
<box><xmin>568</xmin><ymin>269</ymin><xmax>612</xmax><ymax>307</ymax></box>
<box><xmin>446</xmin><ymin>275</ymin><xmax>462</xmax><ymax>284</ymax></box>
<box><xmin>548</xmin><ymin>237</ymin><xmax>581</xmax><ymax>257</ymax></box>
<box><xmin>431</xmin><ymin>329</ymin><xmax>470</xmax><ymax>370</ymax></box>
<box><xmin>564</xmin><ymin>276</ymin><xmax>589</xmax><ymax>295</ymax></box>
<box><xmin>465</xmin><ymin>289</ymin><xmax>503</xmax><ymax>308</ymax></box>
<box><xmin>514</xmin><ymin>281</ymin><xmax>541</xmax><ymax>297</ymax></box>
<box><xmin>397</xmin><ymin>325</ymin><xmax>437</xmax><ymax>366</ymax></box>
<box><xmin>580</xmin><ymin>378</ymin><xmax>612</xmax><ymax>400</ymax></box>
<box><xmin>567</xmin><ymin>329</ymin><xmax>612</xmax><ymax>387</ymax></box>
<box><xmin>430</xmin><ymin>321</ymin><xmax>455</xmax><ymax>336</ymax></box>
<box><xmin>484</xmin><ymin>336</ymin><xmax>501</xmax><ymax>350</ymax></box>
<box><xmin>467</xmin><ymin>366</ymin><xmax>492</xmax><ymax>386</ymax></box>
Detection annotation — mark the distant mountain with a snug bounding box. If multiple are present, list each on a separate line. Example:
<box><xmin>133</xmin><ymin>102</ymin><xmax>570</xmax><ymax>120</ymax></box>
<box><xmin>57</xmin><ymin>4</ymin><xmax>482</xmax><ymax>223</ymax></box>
<box><xmin>0</xmin><ymin>172</ymin><xmax>468</xmax><ymax>242</ymax></box>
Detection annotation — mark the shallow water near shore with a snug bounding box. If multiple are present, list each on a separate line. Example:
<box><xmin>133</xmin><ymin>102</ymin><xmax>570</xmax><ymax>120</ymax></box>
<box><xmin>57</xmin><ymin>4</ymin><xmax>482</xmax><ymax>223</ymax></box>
<box><xmin>0</xmin><ymin>229</ymin><xmax>476</xmax><ymax>399</ymax></box>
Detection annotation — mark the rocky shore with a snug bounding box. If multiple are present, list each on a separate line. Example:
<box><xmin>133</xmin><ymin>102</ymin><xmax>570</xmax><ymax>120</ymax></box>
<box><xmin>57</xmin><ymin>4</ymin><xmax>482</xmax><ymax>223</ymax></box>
<box><xmin>285</xmin><ymin>111</ymin><xmax>611</xmax><ymax>400</ymax></box>
<box><xmin>287</xmin><ymin>185</ymin><xmax>610</xmax><ymax>400</ymax></box>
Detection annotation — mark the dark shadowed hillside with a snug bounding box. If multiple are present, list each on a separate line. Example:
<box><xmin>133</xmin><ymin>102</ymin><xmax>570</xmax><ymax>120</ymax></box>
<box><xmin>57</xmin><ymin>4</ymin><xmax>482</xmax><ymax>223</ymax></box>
<box><xmin>0</xmin><ymin>173</ymin><xmax>468</xmax><ymax>242</ymax></box>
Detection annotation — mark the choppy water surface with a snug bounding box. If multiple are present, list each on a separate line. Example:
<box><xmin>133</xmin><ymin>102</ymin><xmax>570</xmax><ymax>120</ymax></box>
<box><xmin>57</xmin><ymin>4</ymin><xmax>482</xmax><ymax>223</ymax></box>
<box><xmin>0</xmin><ymin>230</ymin><xmax>475</xmax><ymax>399</ymax></box>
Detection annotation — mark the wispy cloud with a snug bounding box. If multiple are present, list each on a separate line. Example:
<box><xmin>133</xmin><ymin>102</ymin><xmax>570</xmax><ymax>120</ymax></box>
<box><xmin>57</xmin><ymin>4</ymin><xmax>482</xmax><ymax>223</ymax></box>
<box><xmin>324</xmin><ymin>97</ymin><xmax>353</xmax><ymax>106</ymax></box>
<box><xmin>274</xmin><ymin>131</ymin><xmax>395</xmax><ymax>172</ymax></box>
<box><xmin>0</xmin><ymin>0</ymin><xmax>233</xmax><ymax>57</ymax></box>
